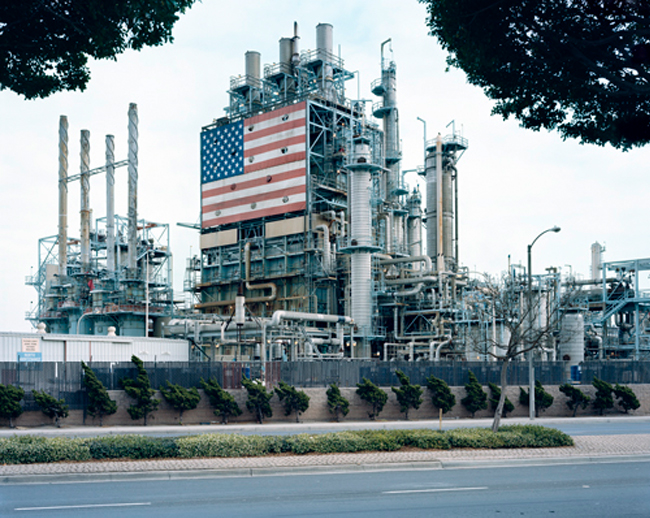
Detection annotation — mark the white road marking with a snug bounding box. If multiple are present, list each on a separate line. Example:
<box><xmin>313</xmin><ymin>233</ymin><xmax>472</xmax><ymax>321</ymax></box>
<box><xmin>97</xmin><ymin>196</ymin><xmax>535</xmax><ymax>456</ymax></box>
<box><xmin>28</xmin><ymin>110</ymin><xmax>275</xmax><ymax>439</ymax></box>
<box><xmin>16</xmin><ymin>502</ymin><xmax>151</xmax><ymax>511</ymax></box>
<box><xmin>383</xmin><ymin>486</ymin><xmax>488</xmax><ymax>494</ymax></box>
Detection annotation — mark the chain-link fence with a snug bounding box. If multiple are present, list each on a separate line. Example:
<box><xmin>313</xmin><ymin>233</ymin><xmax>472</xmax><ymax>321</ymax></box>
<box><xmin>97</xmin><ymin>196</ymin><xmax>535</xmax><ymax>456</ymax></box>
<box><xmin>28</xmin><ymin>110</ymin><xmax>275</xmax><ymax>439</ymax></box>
<box><xmin>1</xmin><ymin>360</ymin><xmax>648</xmax><ymax>410</ymax></box>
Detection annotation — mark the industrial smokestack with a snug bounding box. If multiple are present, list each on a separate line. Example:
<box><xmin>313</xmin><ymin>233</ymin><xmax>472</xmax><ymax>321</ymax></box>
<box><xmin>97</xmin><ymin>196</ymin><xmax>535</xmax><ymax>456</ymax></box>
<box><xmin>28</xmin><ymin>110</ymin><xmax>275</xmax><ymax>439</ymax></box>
<box><xmin>245</xmin><ymin>51</ymin><xmax>261</xmax><ymax>84</ymax></box>
<box><xmin>58</xmin><ymin>116</ymin><xmax>68</xmax><ymax>278</ymax></box>
<box><xmin>127</xmin><ymin>103</ymin><xmax>138</xmax><ymax>272</ymax></box>
<box><xmin>80</xmin><ymin>129</ymin><xmax>91</xmax><ymax>271</ymax></box>
<box><xmin>106</xmin><ymin>134</ymin><xmax>115</xmax><ymax>275</ymax></box>
<box><xmin>316</xmin><ymin>23</ymin><xmax>334</xmax><ymax>99</ymax></box>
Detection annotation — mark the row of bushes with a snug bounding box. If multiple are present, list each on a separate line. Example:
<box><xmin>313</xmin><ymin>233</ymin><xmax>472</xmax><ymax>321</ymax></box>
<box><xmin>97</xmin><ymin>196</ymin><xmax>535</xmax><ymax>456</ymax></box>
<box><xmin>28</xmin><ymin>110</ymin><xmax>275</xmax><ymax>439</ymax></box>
<box><xmin>0</xmin><ymin>358</ymin><xmax>642</xmax><ymax>428</ymax></box>
<box><xmin>0</xmin><ymin>424</ymin><xmax>573</xmax><ymax>465</ymax></box>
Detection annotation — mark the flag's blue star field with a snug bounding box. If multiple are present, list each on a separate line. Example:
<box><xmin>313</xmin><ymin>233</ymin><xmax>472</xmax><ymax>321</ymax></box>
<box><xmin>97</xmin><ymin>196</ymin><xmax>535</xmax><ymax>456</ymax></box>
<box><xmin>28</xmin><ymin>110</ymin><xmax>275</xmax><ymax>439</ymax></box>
<box><xmin>201</xmin><ymin>120</ymin><xmax>244</xmax><ymax>184</ymax></box>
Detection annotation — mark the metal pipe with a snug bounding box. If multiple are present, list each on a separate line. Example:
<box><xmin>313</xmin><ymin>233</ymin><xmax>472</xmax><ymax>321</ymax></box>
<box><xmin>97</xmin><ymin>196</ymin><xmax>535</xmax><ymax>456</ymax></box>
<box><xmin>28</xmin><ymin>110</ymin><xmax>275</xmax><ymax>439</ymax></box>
<box><xmin>80</xmin><ymin>129</ymin><xmax>91</xmax><ymax>271</ymax></box>
<box><xmin>127</xmin><ymin>103</ymin><xmax>138</xmax><ymax>271</ymax></box>
<box><xmin>315</xmin><ymin>224</ymin><xmax>330</xmax><ymax>273</ymax></box>
<box><xmin>379</xmin><ymin>255</ymin><xmax>432</xmax><ymax>272</ymax></box>
<box><xmin>244</xmin><ymin>242</ymin><xmax>278</xmax><ymax>302</ymax></box>
<box><xmin>105</xmin><ymin>134</ymin><xmax>116</xmax><ymax>275</ymax></box>
<box><xmin>269</xmin><ymin>310</ymin><xmax>352</xmax><ymax>328</ymax></box>
<box><xmin>58</xmin><ymin>116</ymin><xmax>68</xmax><ymax>278</ymax></box>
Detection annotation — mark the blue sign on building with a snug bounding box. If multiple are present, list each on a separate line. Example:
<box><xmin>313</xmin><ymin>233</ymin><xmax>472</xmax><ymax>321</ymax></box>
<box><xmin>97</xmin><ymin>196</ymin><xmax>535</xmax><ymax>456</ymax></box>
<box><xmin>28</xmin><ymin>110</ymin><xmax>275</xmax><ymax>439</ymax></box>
<box><xmin>17</xmin><ymin>352</ymin><xmax>42</xmax><ymax>362</ymax></box>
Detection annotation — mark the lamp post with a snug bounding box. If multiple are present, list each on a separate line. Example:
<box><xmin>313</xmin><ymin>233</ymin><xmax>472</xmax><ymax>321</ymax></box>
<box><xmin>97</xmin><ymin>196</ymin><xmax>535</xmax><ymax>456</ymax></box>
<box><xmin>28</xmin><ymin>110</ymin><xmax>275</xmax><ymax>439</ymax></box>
<box><xmin>527</xmin><ymin>226</ymin><xmax>561</xmax><ymax>420</ymax></box>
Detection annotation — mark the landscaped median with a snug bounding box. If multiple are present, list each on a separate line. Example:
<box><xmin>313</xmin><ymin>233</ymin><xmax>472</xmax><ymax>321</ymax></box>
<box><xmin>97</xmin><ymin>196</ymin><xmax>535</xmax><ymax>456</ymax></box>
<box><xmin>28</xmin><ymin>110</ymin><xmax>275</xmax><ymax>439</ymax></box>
<box><xmin>0</xmin><ymin>425</ymin><xmax>573</xmax><ymax>465</ymax></box>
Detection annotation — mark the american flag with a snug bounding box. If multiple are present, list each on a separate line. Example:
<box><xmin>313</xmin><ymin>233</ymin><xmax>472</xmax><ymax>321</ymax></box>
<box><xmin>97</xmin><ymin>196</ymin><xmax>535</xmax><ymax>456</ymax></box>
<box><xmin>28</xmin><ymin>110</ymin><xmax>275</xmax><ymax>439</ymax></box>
<box><xmin>201</xmin><ymin>102</ymin><xmax>307</xmax><ymax>229</ymax></box>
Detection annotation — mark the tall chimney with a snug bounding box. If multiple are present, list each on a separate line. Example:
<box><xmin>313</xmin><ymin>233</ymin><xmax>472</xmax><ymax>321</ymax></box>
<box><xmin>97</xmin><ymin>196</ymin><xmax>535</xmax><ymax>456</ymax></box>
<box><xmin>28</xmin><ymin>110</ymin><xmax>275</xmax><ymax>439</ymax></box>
<box><xmin>80</xmin><ymin>129</ymin><xmax>91</xmax><ymax>271</ymax></box>
<box><xmin>106</xmin><ymin>134</ymin><xmax>115</xmax><ymax>275</ymax></box>
<box><xmin>127</xmin><ymin>103</ymin><xmax>138</xmax><ymax>271</ymax></box>
<box><xmin>58</xmin><ymin>116</ymin><xmax>68</xmax><ymax>278</ymax></box>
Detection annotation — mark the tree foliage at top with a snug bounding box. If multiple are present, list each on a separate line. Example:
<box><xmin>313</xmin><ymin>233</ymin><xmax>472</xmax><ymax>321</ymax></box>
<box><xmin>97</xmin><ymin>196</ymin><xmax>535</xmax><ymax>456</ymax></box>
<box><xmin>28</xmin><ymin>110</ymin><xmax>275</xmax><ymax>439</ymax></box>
<box><xmin>32</xmin><ymin>389</ymin><xmax>69</xmax><ymax>428</ymax></box>
<box><xmin>0</xmin><ymin>384</ymin><xmax>24</xmax><ymax>428</ymax></box>
<box><xmin>81</xmin><ymin>361</ymin><xmax>117</xmax><ymax>426</ymax></box>
<box><xmin>200</xmin><ymin>377</ymin><xmax>242</xmax><ymax>425</ymax></box>
<box><xmin>275</xmin><ymin>381</ymin><xmax>310</xmax><ymax>423</ymax></box>
<box><xmin>159</xmin><ymin>381</ymin><xmax>200</xmax><ymax>425</ymax></box>
<box><xmin>0</xmin><ymin>0</ymin><xmax>196</xmax><ymax>99</ymax></box>
<box><xmin>242</xmin><ymin>378</ymin><xmax>273</xmax><ymax>424</ymax></box>
<box><xmin>356</xmin><ymin>377</ymin><xmax>388</xmax><ymax>420</ymax></box>
<box><xmin>461</xmin><ymin>370</ymin><xmax>488</xmax><ymax>418</ymax></box>
<box><xmin>419</xmin><ymin>0</ymin><xmax>650</xmax><ymax>149</ymax></box>
<box><xmin>326</xmin><ymin>383</ymin><xmax>349</xmax><ymax>422</ymax></box>
<box><xmin>119</xmin><ymin>355</ymin><xmax>159</xmax><ymax>425</ymax></box>
<box><xmin>391</xmin><ymin>370</ymin><xmax>423</xmax><ymax>420</ymax></box>
<box><xmin>425</xmin><ymin>375</ymin><xmax>456</xmax><ymax>414</ymax></box>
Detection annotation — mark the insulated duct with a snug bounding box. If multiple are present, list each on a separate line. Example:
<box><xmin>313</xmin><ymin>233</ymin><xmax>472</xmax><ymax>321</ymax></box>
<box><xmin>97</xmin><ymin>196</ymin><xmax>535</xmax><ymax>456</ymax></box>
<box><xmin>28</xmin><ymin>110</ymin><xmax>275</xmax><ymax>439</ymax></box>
<box><xmin>127</xmin><ymin>103</ymin><xmax>138</xmax><ymax>271</ymax></box>
<box><xmin>58</xmin><ymin>116</ymin><xmax>68</xmax><ymax>278</ymax></box>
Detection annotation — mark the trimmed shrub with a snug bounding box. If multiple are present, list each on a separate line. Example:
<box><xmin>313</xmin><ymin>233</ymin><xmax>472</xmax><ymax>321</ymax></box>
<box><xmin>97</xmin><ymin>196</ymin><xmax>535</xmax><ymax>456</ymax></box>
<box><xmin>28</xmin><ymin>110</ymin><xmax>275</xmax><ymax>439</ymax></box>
<box><xmin>242</xmin><ymin>378</ymin><xmax>273</xmax><ymax>424</ymax></box>
<box><xmin>592</xmin><ymin>377</ymin><xmax>614</xmax><ymax>415</ymax></box>
<box><xmin>356</xmin><ymin>378</ymin><xmax>388</xmax><ymax>420</ymax></box>
<box><xmin>461</xmin><ymin>371</ymin><xmax>487</xmax><ymax>417</ymax></box>
<box><xmin>86</xmin><ymin>434</ymin><xmax>179</xmax><ymax>460</ymax></box>
<box><xmin>426</xmin><ymin>375</ymin><xmax>456</xmax><ymax>414</ymax></box>
<box><xmin>0</xmin><ymin>436</ymin><xmax>91</xmax><ymax>464</ymax></box>
<box><xmin>119</xmin><ymin>355</ymin><xmax>159</xmax><ymax>425</ymax></box>
<box><xmin>519</xmin><ymin>381</ymin><xmax>554</xmax><ymax>417</ymax></box>
<box><xmin>200</xmin><ymin>377</ymin><xmax>242</xmax><ymax>424</ymax></box>
<box><xmin>275</xmin><ymin>381</ymin><xmax>310</xmax><ymax>423</ymax></box>
<box><xmin>81</xmin><ymin>361</ymin><xmax>117</xmax><ymax>426</ymax></box>
<box><xmin>32</xmin><ymin>390</ymin><xmax>69</xmax><ymax>428</ymax></box>
<box><xmin>613</xmin><ymin>384</ymin><xmax>640</xmax><ymax>414</ymax></box>
<box><xmin>326</xmin><ymin>383</ymin><xmax>349</xmax><ymax>422</ymax></box>
<box><xmin>559</xmin><ymin>383</ymin><xmax>590</xmax><ymax>417</ymax></box>
<box><xmin>0</xmin><ymin>384</ymin><xmax>24</xmax><ymax>428</ymax></box>
<box><xmin>488</xmin><ymin>382</ymin><xmax>514</xmax><ymax>417</ymax></box>
<box><xmin>391</xmin><ymin>370</ymin><xmax>423</xmax><ymax>420</ymax></box>
<box><xmin>159</xmin><ymin>381</ymin><xmax>200</xmax><ymax>424</ymax></box>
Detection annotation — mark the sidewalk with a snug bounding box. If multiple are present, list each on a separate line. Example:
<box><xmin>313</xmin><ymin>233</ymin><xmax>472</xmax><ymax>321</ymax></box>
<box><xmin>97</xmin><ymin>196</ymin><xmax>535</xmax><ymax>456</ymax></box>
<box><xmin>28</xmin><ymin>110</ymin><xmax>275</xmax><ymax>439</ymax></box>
<box><xmin>1</xmin><ymin>418</ymin><xmax>649</xmax><ymax>483</ymax></box>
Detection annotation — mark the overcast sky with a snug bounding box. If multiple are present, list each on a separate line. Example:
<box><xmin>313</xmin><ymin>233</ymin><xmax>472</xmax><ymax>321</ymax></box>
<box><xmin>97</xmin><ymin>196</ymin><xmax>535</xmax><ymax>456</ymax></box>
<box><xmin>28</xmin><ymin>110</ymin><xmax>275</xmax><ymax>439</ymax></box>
<box><xmin>2</xmin><ymin>1</ymin><xmax>649</xmax><ymax>332</ymax></box>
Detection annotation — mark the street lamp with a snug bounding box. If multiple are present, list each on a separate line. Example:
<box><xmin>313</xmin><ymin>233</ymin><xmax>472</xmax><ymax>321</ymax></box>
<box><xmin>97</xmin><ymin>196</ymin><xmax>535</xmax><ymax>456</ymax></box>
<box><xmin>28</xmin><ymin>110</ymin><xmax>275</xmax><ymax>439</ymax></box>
<box><xmin>527</xmin><ymin>226</ymin><xmax>561</xmax><ymax>420</ymax></box>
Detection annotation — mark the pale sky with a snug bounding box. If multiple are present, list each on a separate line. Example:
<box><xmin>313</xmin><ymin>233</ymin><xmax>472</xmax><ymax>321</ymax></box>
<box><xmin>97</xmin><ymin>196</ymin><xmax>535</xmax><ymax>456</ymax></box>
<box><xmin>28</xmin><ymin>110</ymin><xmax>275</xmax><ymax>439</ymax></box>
<box><xmin>2</xmin><ymin>1</ymin><xmax>649</xmax><ymax>332</ymax></box>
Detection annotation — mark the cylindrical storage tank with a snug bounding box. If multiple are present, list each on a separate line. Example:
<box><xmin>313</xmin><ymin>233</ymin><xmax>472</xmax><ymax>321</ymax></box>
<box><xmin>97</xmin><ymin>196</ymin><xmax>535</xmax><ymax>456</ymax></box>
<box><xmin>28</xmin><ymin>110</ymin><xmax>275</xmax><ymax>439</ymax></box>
<box><xmin>407</xmin><ymin>190</ymin><xmax>422</xmax><ymax>265</ymax></box>
<box><xmin>425</xmin><ymin>144</ymin><xmax>438</xmax><ymax>263</ymax></box>
<box><xmin>558</xmin><ymin>312</ymin><xmax>585</xmax><ymax>378</ymax></box>
<box><xmin>245</xmin><ymin>50</ymin><xmax>261</xmax><ymax>85</ymax></box>
<box><xmin>316</xmin><ymin>23</ymin><xmax>333</xmax><ymax>59</ymax></box>
<box><xmin>235</xmin><ymin>294</ymin><xmax>245</xmax><ymax>325</ymax></box>
<box><xmin>279</xmin><ymin>38</ymin><xmax>292</xmax><ymax>65</ymax></box>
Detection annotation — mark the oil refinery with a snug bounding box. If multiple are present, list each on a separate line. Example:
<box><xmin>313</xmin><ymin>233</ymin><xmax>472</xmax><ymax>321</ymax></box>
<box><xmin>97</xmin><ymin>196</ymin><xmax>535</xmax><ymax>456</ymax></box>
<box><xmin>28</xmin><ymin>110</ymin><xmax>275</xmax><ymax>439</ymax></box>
<box><xmin>25</xmin><ymin>23</ymin><xmax>650</xmax><ymax>367</ymax></box>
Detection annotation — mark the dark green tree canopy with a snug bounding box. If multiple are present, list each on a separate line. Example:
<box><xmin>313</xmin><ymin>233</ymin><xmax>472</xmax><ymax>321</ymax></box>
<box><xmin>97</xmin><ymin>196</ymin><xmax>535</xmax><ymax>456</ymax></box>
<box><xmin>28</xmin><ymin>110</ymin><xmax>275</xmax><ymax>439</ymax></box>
<box><xmin>275</xmin><ymin>381</ymin><xmax>310</xmax><ymax>423</ymax></box>
<box><xmin>0</xmin><ymin>0</ymin><xmax>195</xmax><ymax>99</ymax></box>
<box><xmin>81</xmin><ymin>361</ymin><xmax>117</xmax><ymax>426</ymax></box>
<box><xmin>391</xmin><ymin>370</ymin><xmax>423</xmax><ymax>420</ymax></box>
<box><xmin>200</xmin><ymin>377</ymin><xmax>242</xmax><ymax>425</ymax></box>
<box><xmin>420</xmin><ymin>0</ymin><xmax>650</xmax><ymax>149</ymax></box>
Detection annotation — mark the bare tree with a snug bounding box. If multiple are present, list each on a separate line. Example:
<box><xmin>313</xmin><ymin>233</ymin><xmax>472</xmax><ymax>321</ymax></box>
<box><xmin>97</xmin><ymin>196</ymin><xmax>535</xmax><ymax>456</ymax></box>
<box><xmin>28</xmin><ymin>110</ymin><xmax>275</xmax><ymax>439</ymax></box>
<box><xmin>466</xmin><ymin>272</ymin><xmax>576</xmax><ymax>432</ymax></box>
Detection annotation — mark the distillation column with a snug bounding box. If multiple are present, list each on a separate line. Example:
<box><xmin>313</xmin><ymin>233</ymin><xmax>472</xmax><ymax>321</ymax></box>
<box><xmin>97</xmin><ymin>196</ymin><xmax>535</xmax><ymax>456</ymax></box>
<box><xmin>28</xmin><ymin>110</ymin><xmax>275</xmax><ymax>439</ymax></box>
<box><xmin>425</xmin><ymin>136</ymin><xmax>454</xmax><ymax>272</ymax></box>
<box><xmin>58</xmin><ymin>116</ymin><xmax>68</xmax><ymax>278</ymax></box>
<box><xmin>349</xmin><ymin>137</ymin><xmax>375</xmax><ymax>358</ymax></box>
<box><xmin>406</xmin><ymin>189</ymin><xmax>423</xmax><ymax>271</ymax></box>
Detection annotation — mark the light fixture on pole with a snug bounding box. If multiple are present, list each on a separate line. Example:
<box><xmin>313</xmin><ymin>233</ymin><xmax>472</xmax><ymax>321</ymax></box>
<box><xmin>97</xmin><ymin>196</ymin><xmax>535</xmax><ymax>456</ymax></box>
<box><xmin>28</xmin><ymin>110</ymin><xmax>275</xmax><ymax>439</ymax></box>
<box><xmin>527</xmin><ymin>225</ymin><xmax>561</xmax><ymax>420</ymax></box>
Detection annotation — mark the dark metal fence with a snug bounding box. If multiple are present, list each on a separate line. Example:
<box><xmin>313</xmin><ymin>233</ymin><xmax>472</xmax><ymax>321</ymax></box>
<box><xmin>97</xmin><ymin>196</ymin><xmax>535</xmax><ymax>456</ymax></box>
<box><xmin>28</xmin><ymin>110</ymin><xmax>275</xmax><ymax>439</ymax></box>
<box><xmin>1</xmin><ymin>360</ymin><xmax>648</xmax><ymax>411</ymax></box>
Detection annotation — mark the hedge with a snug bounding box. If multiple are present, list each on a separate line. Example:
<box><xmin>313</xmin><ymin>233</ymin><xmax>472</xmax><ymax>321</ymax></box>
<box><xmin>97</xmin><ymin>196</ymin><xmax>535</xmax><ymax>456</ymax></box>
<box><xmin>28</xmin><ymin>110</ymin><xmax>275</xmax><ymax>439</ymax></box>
<box><xmin>0</xmin><ymin>426</ymin><xmax>573</xmax><ymax>465</ymax></box>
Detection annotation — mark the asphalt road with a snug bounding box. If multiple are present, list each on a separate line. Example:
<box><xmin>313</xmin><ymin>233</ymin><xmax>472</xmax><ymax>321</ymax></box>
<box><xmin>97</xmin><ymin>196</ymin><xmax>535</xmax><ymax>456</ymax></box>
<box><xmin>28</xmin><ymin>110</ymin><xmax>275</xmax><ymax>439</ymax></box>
<box><xmin>2</xmin><ymin>460</ymin><xmax>648</xmax><ymax>517</ymax></box>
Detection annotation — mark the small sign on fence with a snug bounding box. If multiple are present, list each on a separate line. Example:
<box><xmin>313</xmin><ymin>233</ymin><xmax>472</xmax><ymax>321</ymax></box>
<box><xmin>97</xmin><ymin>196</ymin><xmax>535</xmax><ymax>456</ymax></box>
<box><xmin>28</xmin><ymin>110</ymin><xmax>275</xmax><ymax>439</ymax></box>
<box><xmin>21</xmin><ymin>338</ymin><xmax>40</xmax><ymax>353</ymax></box>
<box><xmin>17</xmin><ymin>352</ymin><xmax>42</xmax><ymax>362</ymax></box>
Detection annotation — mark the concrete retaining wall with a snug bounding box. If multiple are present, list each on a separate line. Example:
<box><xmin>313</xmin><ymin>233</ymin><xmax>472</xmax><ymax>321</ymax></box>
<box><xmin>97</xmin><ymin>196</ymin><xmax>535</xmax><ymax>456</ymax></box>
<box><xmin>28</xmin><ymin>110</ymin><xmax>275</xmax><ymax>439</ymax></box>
<box><xmin>6</xmin><ymin>383</ymin><xmax>650</xmax><ymax>428</ymax></box>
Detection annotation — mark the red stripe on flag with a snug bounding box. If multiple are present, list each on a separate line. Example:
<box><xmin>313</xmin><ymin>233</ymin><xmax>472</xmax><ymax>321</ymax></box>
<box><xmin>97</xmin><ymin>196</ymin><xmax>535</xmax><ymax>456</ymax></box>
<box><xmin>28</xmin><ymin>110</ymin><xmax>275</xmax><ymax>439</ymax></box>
<box><xmin>202</xmin><ymin>167</ymin><xmax>305</xmax><ymax>198</ymax></box>
<box><xmin>202</xmin><ymin>201</ymin><xmax>306</xmax><ymax>228</ymax></box>
<box><xmin>244</xmin><ymin>151</ymin><xmax>306</xmax><ymax>173</ymax></box>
